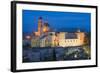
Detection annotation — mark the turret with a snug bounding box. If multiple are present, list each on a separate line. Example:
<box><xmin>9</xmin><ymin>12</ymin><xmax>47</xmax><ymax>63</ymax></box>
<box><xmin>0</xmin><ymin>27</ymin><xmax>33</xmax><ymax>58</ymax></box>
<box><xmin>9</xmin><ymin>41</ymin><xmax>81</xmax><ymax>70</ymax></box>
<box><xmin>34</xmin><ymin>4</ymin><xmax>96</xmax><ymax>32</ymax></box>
<box><xmin>43</xmin><ymin>21</ymin><xmax>50</xmax><ymax>33</ymax></box>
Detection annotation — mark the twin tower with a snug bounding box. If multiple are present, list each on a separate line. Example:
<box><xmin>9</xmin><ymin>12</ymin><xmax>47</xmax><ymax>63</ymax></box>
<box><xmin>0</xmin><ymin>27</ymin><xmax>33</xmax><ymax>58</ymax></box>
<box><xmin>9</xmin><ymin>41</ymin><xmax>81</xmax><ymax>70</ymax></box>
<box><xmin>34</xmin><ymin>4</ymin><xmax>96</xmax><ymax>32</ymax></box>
<box><xmin>35</xmin><ymin>17</ymin><xmax>50</xmax><ymax>36</ymax></box>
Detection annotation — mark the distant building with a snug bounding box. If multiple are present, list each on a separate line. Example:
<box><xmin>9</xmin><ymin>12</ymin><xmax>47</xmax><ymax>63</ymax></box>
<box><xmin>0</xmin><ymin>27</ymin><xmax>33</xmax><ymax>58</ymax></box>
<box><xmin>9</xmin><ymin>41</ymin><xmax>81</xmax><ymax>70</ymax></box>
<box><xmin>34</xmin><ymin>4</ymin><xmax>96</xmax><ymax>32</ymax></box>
<box><xmin>31</xmin><ymin>36</ymin><xmax>40</xmax><ymax>47</ymax></box>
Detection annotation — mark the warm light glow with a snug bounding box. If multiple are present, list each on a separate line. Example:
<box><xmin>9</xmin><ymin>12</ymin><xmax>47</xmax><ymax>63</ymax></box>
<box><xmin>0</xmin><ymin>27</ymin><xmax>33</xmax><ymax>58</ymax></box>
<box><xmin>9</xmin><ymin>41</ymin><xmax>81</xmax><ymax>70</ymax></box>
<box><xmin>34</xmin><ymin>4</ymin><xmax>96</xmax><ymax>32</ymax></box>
<box><xmin>34</xmin><ymin>32</ymin><xmax>40</xmax><ymax>36</ymax></box>
<box><xmin>26</xmin><ymin>35</ymin><xmax>31</xmax><ymax>39</ymax></box>
<box><xmin>43</xmin><ymin>26</ymin><xmax>49</xmax><ymax>33</ymax></box>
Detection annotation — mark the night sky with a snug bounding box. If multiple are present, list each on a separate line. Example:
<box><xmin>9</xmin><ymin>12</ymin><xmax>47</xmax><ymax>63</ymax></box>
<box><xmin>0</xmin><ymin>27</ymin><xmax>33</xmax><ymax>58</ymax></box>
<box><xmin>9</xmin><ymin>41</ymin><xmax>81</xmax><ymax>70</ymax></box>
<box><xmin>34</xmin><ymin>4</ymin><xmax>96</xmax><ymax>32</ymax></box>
<box><xmin>22</xmin><ymin>10</ymin><xmax>91</xmax><ymax>33</ymax></box>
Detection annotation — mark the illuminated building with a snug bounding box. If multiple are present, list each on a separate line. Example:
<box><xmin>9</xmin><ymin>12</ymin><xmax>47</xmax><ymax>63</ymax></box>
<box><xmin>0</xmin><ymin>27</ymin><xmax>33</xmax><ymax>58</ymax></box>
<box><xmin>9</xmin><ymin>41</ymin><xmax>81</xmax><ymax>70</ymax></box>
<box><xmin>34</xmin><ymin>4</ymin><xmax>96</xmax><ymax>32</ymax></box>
<box><xmin>31</xmin><ymin>17</ymin><xmax>85</xmax><ymax>47</ymax></box>
<box><xmin>35</xmin><ymin>17</ymin><xmax>43</xmax><ymax>36</ymax></box>
<box><xmin>58</xmin><ymin>30</ymin><xmax>85</xmax><ymax>47</ymax></box>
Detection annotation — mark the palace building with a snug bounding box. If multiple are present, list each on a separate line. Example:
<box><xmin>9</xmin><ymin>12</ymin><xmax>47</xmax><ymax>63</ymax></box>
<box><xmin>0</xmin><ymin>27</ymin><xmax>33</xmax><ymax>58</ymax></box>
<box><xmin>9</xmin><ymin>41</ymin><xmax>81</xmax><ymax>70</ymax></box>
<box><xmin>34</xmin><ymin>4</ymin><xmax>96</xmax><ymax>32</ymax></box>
<box><xmin>58</xmin><ymin>30</ymin><xmax>85</xmax><ymax>47</ymax></box>
<box><xmin>31</xmin><ymin>17</ymin><xmax>85</xmax><ymax>47</ymax></box>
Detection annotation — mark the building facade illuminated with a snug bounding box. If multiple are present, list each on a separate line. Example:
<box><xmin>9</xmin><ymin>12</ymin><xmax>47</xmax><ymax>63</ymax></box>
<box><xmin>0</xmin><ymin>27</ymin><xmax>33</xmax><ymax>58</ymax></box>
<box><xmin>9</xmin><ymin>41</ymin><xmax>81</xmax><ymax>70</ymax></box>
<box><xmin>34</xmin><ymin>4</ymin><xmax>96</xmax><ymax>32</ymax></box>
<box><xmin>31</xmin><ymin>17</ymin><xmax>85</xmax><ymax>47</ymax></box>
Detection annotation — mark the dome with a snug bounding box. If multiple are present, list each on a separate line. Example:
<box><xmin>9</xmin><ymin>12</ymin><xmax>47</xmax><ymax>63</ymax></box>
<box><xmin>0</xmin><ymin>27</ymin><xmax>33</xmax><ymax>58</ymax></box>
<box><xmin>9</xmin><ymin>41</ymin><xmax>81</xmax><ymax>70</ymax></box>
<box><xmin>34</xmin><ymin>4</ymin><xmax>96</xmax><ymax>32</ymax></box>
<box><xmin>44</xmin><ymin>22</ymin><xmax>49</xmax><ymax>27</ymax></box>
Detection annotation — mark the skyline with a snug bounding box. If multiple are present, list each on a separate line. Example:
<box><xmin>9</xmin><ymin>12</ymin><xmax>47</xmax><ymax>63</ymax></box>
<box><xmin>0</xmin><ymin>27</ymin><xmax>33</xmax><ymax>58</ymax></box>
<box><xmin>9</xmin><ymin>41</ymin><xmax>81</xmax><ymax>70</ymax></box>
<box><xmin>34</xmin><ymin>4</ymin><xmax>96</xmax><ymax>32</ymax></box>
<box><xmin>22</xmin><ymin>10</ymin><xmax>91</xmax><ymax>33</ymax></box>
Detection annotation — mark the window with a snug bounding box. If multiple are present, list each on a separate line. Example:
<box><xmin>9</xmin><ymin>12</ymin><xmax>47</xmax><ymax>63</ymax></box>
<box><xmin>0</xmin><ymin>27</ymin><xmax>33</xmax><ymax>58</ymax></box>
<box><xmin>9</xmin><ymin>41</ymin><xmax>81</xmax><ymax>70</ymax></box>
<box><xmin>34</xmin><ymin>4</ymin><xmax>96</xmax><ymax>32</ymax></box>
<box><xmin>65</xmin><ymin>33</ymin><xmax>77</xmax><ymax>39</ymax></box>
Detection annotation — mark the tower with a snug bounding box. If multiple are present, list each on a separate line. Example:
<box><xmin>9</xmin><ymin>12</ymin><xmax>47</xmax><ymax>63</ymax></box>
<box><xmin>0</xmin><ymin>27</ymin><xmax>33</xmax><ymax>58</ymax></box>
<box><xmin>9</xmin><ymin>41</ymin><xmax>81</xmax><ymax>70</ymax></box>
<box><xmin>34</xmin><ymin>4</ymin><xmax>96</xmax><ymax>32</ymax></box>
<box><xmin>43</xmin><ymin>22</ymin><xmax>50</xmax><ymax>33</ymax></box>
<box><xmin>35</xmin><ymin>17</ymin><xmax>43</xmax><ymax>36</ymax></box>
<box><xmin>77</xmin><ymin>29</ymin><xmax>85</xmax><ymax>45</ymax></box>
<box><xmin>38</xmin><ymin>17</ymin><xmax>43</xmax><ymax>36</ymax></box>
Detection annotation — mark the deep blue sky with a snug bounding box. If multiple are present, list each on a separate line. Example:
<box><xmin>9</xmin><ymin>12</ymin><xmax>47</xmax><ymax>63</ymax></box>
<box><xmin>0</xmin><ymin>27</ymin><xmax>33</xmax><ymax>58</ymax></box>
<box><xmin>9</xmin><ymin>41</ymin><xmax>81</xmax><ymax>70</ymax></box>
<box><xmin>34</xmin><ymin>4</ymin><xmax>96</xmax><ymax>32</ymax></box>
<box><xmin>22</xmin><ymin>10</ymin><xmax>91</xmax><ymax>33</ymax></box>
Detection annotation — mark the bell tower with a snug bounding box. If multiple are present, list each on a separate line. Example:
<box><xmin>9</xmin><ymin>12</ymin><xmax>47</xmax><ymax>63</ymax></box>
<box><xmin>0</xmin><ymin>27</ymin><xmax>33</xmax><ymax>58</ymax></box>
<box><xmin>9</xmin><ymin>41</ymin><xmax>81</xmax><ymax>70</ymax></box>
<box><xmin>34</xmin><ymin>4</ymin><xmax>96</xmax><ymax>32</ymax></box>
<box><xmin>37</xmin><ymin>17</ymin><xmax>43</xmax><ymax>36</ymax></box>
